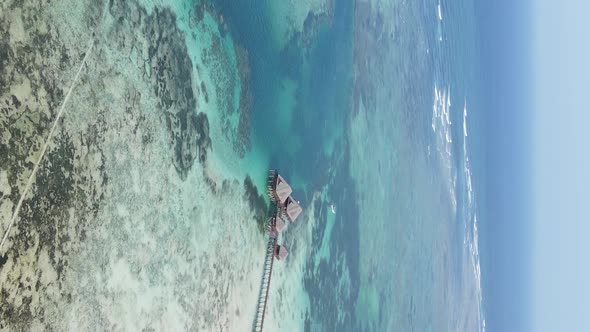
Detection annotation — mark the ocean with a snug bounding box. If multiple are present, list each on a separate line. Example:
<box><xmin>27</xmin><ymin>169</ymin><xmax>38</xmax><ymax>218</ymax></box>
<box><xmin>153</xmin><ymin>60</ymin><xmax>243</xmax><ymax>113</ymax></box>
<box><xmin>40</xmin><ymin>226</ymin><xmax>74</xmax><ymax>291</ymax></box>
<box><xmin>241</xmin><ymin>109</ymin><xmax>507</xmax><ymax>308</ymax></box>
<box><xmin>0</xmin><ymin>0</ymin><xmax>485</xmax><ymax>331</ymax></box>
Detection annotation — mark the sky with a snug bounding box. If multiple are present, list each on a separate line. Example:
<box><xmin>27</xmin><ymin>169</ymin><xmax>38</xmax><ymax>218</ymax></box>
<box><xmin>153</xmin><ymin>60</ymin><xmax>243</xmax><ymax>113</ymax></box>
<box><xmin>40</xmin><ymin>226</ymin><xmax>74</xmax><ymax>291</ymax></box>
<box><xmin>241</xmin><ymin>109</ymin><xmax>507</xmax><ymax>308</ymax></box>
<box><xmin>532</xmin><ymin>0</ymin><xmax>590</xmax><ymax>331</ymax></box>
<box><xmin>475</xmin><ymin>0</ymin><xmax>533</xmax><ymax>331</ymax></box>
<box><xmin>476</xmin><ymin>0</ymin><xmax>590</xmax><ymax>331</ymax></box>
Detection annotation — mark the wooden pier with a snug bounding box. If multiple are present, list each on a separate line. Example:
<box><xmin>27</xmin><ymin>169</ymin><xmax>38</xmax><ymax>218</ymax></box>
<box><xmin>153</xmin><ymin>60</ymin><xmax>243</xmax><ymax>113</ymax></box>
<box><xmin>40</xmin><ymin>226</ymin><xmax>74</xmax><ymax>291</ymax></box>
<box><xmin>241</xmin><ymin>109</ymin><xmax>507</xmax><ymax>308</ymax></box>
<box><xmin>252</xmin><ymin>170</ymin><xmax>301</xmax><ymax>332</ymax></box>
<box><xmin>253</xmin><ymin>234</ymin><xmax>277</xmax><ymax>332</ymax></box>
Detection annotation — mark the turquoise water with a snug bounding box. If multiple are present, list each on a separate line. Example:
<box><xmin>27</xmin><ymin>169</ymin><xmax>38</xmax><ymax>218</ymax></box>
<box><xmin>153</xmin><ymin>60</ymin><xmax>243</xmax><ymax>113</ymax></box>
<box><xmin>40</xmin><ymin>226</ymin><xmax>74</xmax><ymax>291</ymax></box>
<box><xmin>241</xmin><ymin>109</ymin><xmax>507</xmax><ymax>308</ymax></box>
<box><xmin>217</xmin><ymin>0</ymin><xmax>485</xmax><ymax>330</ymax></box>
<box><xmin>0</xmin><ymin>0</ymin><xmax>484</xmax><ymax>330</ymax></box>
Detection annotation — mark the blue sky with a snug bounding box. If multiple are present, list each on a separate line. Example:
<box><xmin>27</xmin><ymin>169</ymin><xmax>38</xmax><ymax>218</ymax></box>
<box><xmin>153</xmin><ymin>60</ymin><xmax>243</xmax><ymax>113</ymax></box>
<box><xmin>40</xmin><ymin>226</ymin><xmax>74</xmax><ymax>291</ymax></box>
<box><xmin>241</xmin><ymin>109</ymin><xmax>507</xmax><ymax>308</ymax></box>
<box><xmin>476</xmin><ymin>0</ymin><xmax>590</xmax><ymax>331</ymax></box>
<box><xmin>532</xmin><ymin>0</ymin><xmax>590</xmax><ymax>331</ymax></box>
<box><xmin>475</xmin><ymin>0</ymin><xmax>532</xmax><ymax>331</ymax></box>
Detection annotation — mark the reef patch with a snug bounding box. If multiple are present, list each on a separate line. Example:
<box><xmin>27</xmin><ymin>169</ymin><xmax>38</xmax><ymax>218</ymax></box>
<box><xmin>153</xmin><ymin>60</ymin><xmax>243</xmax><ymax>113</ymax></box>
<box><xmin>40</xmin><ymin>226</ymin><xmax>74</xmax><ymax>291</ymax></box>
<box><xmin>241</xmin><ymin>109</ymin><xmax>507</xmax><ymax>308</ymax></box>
<box><xmin>106</xmin><ymin>0</ymin><xmax>212</xmax><ymax>179</ymax></box>
<box><xmin>243</xmin><ymin>175</ymin><xmax>268</xmax><ymax>233</ymax></box>
<box><xmin>199</xmin><ymin>6</ymin><xmax>252</xmax><ymax>159</ymax></box>
<box><xmin>235</xmin><ymin>44</ymin><xmax>252</xmax><ymax>158</ymax></box>
<box><xmin>142</xmin><ymin>6</ymin><xmax>211</xmax><ymax>178</ymax></box>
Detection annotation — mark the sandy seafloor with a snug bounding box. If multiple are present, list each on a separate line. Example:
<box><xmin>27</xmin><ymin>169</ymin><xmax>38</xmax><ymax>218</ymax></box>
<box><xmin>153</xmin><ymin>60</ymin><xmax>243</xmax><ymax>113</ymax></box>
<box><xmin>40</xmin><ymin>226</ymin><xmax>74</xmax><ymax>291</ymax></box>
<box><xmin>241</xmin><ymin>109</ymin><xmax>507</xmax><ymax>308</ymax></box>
<box><xmin>1</xmin><ymin>0</ymin><xmax>485</xmax><ymax>331</ymax></box>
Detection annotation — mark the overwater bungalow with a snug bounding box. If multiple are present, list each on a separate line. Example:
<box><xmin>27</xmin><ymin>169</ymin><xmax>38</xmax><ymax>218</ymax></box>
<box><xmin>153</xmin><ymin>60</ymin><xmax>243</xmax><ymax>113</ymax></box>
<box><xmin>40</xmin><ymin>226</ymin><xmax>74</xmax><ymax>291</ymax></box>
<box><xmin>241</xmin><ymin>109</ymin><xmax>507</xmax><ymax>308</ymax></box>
<box><xmin>282</xmin><ymin>196</ymin><xmax>302</xmax><ymax>222</ymax></box>
<box><xmin>269</xmin><ymin>214</ymin><xmax>287</xmax><ymax>236</ymax></box>
<box><xmin>267</xmin><ymin>170</ymin><xmax>292</xmax><ymax>205</ymax></box>
<box><xmin>274</xmin><ymin>245</ymin><xmax>289</xmax><ymax>260</ymax></box>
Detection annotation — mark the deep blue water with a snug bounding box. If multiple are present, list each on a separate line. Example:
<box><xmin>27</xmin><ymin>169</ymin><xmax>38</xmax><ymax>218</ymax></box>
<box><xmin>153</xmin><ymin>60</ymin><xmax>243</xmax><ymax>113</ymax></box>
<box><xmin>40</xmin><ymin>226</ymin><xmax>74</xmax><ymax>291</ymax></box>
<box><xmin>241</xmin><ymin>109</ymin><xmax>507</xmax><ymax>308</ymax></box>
<box><xmin>215</xmin><ymin>2</ymin><xmax>359</xmax><ymax>328</ymax></box>
<box><xmin>215</xmin><ymin>0</ymin><xmax>353</xmax><ymax>194</ymax></box>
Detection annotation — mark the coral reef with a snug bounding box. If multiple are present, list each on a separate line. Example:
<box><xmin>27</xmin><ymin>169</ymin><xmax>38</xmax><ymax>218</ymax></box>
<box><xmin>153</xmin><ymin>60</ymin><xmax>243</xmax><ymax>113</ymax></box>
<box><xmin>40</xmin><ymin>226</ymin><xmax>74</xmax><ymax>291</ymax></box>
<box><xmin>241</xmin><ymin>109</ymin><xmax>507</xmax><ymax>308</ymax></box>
<box><xmin>0</xmin><ymin>1</ymin><xmax>234</xmax><ymax>329</ymax></box>
<box><xmin>279</xmin><ymin>8</ymin><xmax>334</xmax><ymax>80</ymax></box>
<box><xmin>199</xmin><ymin>5</ymin><xmax>252</xmax><ymax>159</ymax></box>
<box><xmin>243</xmin><ymin>175</ymin><xmax>268</xmax><ymax>226</ymax></box>
<box><xmin>235</xmin><ymin>44</ymin><xmax>252</xmax><ymax>158</ymax></box>
<box><xmin>106</xmin><ymin>0</ymin><xmax>212</xmax><ymax>178</ymax></box>
<box><xmin>0</xmin><ymin>2</ymin><xmax>108</xmax><ymax>326</ymax></box>
<box><xmin>144</xmin><ymin>7</ymin><xmax>211</xmax><ymax>177</ymax></box>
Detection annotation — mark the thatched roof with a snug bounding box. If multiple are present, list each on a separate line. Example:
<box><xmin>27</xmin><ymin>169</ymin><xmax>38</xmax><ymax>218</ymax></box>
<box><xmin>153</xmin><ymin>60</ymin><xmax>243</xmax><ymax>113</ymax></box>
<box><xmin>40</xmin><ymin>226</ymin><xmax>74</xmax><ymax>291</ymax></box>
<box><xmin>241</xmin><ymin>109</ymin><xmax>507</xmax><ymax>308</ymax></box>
<box><xmin>284</xmin><ymin>196</ymin><xmax>302</xmax><ymax>222</ymax></box>
<box><xmin>274</xmin><ymin>175</ymin><xmax>292</xmax><ymax>204</ymax></box>
<box><xmin>275</xmin><ymin>245</ymin><xmax>289</xmax><ymax>260</ymax></box>
<box><xmin>273</xmin><ymin>216</ymin><xmax>286</xmax><ymax>234</ymax></box>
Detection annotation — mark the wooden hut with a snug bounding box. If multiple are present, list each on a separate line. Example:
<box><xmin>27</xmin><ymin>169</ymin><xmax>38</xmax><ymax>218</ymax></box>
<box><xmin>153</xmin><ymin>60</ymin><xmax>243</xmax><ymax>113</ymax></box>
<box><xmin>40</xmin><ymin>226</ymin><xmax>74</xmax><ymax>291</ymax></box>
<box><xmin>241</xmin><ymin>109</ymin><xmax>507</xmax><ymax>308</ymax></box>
<box><xmin>274</xmin><ymin>245</ymin><xmax>289</xmax><ymax>260</ymax></box>
<box><xmin>270</xmin><ymin>215</ymin><xmax>287</xmax><ymax>236</ymax></box>
<box><xmin>267</xmin><ymin>170</ymin><xmax>292</xmax><ymax>205</ymax></box>
<box><xmin>282</xmin><ymin>196</ymin><xmax>302</xmax><ymax>222</ymax></box>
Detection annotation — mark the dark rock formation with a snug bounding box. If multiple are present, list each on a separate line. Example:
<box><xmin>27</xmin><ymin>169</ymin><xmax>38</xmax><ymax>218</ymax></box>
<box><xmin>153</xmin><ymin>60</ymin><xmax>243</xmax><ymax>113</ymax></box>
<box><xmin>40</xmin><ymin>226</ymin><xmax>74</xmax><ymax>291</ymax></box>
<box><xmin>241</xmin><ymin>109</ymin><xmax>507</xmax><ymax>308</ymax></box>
<box><xmin>106</xmin><ymin>0</ymin><xmax>212</xmax><ymax>179</ymax></box>
<box><xmin>201</xmin><ymin>81</ymin><xmax>209</xmax><ymax>103</ymax></box>
<box><xmin>243</xmin><ymin>176</ymin><xmax>267</xmax><ymax>228</ymax></box>
<box><xmin>235</xmin><ymin>44</ymin><xmax>252</xmax><ymax>158</ymax></box>
<box><xmin>141</xmin><ymin>6</ymin><xmax>211</xmax><ymax>178</ymax></box>
<box><xmin>199</xmin><ymin>5</ymin><xmax>252</xmax><ymax>159</ymax></box>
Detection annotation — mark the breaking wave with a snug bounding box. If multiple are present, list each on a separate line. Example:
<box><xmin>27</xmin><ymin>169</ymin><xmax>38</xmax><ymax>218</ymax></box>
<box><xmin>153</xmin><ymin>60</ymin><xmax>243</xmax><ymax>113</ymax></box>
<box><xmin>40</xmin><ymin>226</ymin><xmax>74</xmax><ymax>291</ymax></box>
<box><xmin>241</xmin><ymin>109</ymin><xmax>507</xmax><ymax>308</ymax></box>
<box><xmin>431</xmin><ymin>85</ymin><xmax>457</xmax><ymax>215</ymax></box>
<box><xmin>437</xmin><ymin>0</ymin><xmax>443</xmax><ymax>41</ymax></box>
<box><xmin>431</xmin><ymin>85</ymin><xmax>485</xmax><ymax>332</ymax></box>
<box><xmin>462</xmin><ymin>101</ymin><xmax>486</xmax><ymax>332</ymax></box>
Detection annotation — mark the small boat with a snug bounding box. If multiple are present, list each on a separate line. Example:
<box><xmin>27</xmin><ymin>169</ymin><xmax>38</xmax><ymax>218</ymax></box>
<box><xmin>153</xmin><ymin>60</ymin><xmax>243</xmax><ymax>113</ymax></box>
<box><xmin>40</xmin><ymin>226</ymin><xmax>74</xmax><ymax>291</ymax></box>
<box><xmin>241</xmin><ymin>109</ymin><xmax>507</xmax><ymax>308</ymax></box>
<box><xmin>330</xmin><ymin>204</ymin><xmax>336</xmax><ymax>214</ymax></box>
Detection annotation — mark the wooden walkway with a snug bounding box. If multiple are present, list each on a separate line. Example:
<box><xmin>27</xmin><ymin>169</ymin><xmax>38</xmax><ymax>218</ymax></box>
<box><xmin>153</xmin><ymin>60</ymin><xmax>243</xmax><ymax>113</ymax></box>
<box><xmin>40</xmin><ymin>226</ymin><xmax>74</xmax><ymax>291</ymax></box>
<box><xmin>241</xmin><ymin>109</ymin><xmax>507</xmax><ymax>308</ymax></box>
<box><xmin>253</xmin><ymin>234</ymin><xmax>277</xmax><ymax>332</ymax></box>
<box><xmin>252</xmin><ymin>169</ymin><xmax>297</xmax><ymax>332</ymax></box>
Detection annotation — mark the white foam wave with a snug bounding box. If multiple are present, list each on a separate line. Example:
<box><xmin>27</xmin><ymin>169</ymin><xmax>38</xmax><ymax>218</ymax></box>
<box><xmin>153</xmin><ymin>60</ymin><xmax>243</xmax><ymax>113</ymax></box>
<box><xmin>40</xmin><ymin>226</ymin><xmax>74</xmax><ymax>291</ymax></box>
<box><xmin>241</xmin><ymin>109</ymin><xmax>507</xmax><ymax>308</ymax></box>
<box><xmin>461</xmin><ymin>101</ymin><xmax>486</xmax><ymax>332</ymax></box>
<box><xmin>437</xmin><ymin>0</ymin><xmax>443</xmax><ymax>41</ymax></box>
<box><xmin>463</xmin><ymin>100</ymin><xmax>468</xmax><ymax>138</ymax></box>
<box><xmin>432</xmin><ymin>90</ymin><xmax>485</xmax><ymax>331</ymax></box>
<box><xmin>431</xmin><ymin>85</ymin><xmax>457</xmax><ymax>214</ymax></box>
